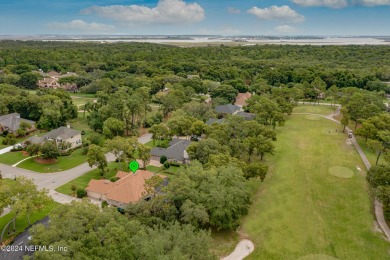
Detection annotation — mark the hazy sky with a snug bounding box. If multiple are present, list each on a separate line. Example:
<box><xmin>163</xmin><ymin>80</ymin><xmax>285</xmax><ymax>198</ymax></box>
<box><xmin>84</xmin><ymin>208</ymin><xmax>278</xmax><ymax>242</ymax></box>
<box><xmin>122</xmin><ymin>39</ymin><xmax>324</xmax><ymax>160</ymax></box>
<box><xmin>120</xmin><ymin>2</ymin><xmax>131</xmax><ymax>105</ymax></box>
<box><xmin>0</xmin><ymin>0</ymin><xmax>389</xmax><ymax>35</ymax></box>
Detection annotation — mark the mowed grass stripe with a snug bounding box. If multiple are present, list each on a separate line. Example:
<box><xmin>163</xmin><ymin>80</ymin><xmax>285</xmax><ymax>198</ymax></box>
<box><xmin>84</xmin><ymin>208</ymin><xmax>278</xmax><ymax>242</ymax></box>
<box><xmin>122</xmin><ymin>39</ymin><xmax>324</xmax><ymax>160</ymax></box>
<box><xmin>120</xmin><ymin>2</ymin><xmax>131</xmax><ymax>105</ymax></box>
<box><xmin>243</xmin><ymin>112</ymin><xmax>389</xmax><ymax>260</ymax></box>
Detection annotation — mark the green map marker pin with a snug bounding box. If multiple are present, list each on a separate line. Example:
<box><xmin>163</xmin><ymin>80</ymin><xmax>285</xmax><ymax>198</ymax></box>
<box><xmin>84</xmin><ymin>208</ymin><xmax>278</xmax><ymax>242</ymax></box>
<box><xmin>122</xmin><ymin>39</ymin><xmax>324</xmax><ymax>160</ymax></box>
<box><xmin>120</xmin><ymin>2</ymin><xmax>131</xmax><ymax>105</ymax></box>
<box><xmin>129</xmin><ymin>161</ymin><xmax>139</xmax><ymax>173</ymax></box>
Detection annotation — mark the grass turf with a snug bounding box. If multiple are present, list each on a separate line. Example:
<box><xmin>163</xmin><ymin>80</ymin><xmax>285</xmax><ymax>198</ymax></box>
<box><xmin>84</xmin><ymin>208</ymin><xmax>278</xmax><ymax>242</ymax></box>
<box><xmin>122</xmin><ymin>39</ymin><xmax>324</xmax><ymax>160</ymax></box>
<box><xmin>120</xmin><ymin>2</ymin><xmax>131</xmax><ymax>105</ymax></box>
<box><xmin>0</xmin><ymin>151</ymin><xmax>27</xmax><ymax>165</ymax></box>
<box><xmin>242</xmin><ymin>110</ymin><xmax>389</xmax><ymax>259</ymax></box>
<box><xmin>55</xmin><ymin>162</ymin><xmax>127</xmax><ymax>196</ymax></box>
<box><xmin>294</xmin><ymin>105</ymin><xmax>337</xmax><ymax>115</ymax></box>
<box><xmin>17</xmin><ymin>149</ymin><xmax>87</xmax><ymax>173</ymax></box>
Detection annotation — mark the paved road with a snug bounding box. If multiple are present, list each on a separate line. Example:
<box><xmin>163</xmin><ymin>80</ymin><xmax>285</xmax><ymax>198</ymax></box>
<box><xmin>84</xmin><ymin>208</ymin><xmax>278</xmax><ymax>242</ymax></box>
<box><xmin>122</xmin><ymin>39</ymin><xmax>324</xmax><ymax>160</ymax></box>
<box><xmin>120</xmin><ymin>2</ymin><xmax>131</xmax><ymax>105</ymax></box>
<box><xmin>0</xmin><ymin>217</ymin><xmax>49</xmax><ymax>260</ymax></box>
<box><xmin>293</xmin><ymin>110</ymin><xmax>390</xmax><ymax>242</ymax></box>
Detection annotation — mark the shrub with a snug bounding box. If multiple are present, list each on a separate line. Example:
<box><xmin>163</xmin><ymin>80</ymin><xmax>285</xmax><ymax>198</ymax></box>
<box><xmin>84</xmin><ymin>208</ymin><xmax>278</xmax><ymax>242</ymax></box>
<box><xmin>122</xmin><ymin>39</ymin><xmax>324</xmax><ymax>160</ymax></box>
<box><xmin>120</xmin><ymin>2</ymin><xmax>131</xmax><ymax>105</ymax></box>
<box><xmin>160</xmin><ymin>155</ymin><xmax>168</xmax><ymax>164</ymax></box>
<box><xmin>76</xmin><ymin>188</ymin><xmax>87</xmax><ymax>198</ymax></box>
<box><xmin>59</xmin><ymin>150</ymin><xmax>72</xmax><ymax>156</ymax></box>
<box><xmin>8</xmin><ymin>138</ymin><xmax>17</xmax><ymax>145</ymax></box>
<box><xmin>101</xmin><ymin>201</ymin><xmax>108</xmax><ymax>208</ymax></box>
<box><xmin>110</xmin><ymin>177</ymin><xmax>119</xmax><ymax>182</ymax></box>
<box><xmin>81</xmin><ymin>146</ymin><xmax>89</xmax><ymax>155</ymax></box>
<box><xmin>1</xmin><ymin>138</ymin><xmax>8</xmax><ymax>145</ymax></box>
<box><xmin>71</xmin><ymin>184</ymin><xmax>77</xmax><ymax>192</ymax></box>
<box><xmin>170</xmin><ymin>161</ymin><xmax>181</xmax><ymax>167</ymax></box>
<box><xmin>163</xmin><ymin>161</ymin><xmax>171</xmax><ymax>169</ymax></box>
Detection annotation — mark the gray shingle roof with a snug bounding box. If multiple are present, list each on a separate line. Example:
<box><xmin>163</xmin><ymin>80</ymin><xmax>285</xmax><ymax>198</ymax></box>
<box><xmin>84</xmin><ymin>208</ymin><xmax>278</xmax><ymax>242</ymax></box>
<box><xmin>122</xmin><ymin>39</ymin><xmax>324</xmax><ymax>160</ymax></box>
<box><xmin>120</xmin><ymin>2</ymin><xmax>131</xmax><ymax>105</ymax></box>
<box><xmin>206</xmin><ymin>118</ymin><xmax>225</xmax><ymax>125</ymax></box>
<box><xmin>215</xmin><ymin>104</ymin><xmax>241</xmax><ymax>114</ymax></box>
<box><xmin>0</xmin><ymin>113</ymin><xmax>35</xmax><ymax>132</ymax></box>
<box><xmin>151</xmin><ymin>138</ymin><xmax>191</xmax><ymax>162</ymax></box>
<box><xmin>42</xmin><ymin>126</ymin><xmax>81</xmax><ymax>140</ymax></box>
<box><xmin>236</xmin><ymin>111</ymin><xmax>256</xmax><ymax>120</ymax></box>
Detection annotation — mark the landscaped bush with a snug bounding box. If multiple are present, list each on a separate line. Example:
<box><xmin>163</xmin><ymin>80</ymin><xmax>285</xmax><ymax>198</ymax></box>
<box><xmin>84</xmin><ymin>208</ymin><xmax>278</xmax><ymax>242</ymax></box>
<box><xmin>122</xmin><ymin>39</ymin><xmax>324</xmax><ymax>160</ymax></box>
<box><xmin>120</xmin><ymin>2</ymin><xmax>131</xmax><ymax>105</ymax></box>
<box><xmin>163</xmin><ymin>161</ymin><xmax>170</xmax><ymax>169</ymax></box>
<box><xmin>71</xmin><ymin>184</ymin><xmax>77</xmax><ymax>194</ymax></box>
<box><xmin>1</xmin><ymin>130</ymin><xmax>9</xmax><ymax>137</ymax></box>
<box><xmin>169</xmin><ymin>161</ymin><xmax>181</xmax><ymax>167</ymax></box>
<box><xmin>59</xmin><ymin>150</ymin><xmax>72</xmax><ymax>156</ymax></box>
<box><xmin>81</xmin><ymin>146</ymin><xmax>89</xmax><ymax>155</ymax></box>
<box><xmin>76</xmin><ymin>188</ymin><xmax>87</xmax><ymax>198</ymax></box>
<box><xmin>60</xmin><ymin>146</ymin><xmax>82</xmax><ymax>156</ymax></box>
<box><xmin>101</xmin><ymin>201</ymin><xmax>108</xmax><ymax>208</ymax></box>
<box><xmin>8</xmin><ymin>138</ymin><xmax>17</xmax><ymax>145</ymax></box>
<box><xmin>160</xmin><ymin>155</ymin><xmax>168</xmax><ymax>164</ymax></box>
<box><xmin>110</xmin><ymin>177</ymin><xmax>119</xmax><ymax>182</ymax></box>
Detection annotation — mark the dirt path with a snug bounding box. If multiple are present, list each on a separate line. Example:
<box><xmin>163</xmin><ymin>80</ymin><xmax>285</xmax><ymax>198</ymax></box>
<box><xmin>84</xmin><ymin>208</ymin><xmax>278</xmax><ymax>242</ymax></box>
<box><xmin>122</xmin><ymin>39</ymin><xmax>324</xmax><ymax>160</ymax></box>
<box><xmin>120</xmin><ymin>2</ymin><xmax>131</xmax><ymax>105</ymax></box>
<box><xmin>293</xmin><ymin>110</ymin><xmax>390</xmax><ymax>242</ymax></box>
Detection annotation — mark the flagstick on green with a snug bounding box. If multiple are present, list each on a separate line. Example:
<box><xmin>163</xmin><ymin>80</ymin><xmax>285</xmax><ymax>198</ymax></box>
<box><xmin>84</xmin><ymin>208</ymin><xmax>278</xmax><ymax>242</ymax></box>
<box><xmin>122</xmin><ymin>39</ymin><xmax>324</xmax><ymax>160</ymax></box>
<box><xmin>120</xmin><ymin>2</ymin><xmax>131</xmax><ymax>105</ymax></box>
<box><xmin>129</xmin><ymin>161</ymin><xmax>139</xmax><ymax>173</ymax></box>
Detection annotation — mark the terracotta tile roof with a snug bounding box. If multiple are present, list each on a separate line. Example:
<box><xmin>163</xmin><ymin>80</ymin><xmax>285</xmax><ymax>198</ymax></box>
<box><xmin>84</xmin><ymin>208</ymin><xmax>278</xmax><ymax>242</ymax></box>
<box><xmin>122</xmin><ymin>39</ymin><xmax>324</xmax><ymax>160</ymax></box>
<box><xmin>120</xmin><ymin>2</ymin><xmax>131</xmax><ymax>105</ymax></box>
<box><xmin>85</xmin><ymin>179</ymin><xmax>116</xmax><ymax>194</ymax></box>
<box><xmin>234</xmin><ymin>92</ymin><xmax>252</xmax><ymax>107</ymax></box>
<box><xmin>86</xmin><ymin>170</ymin><xmax>165</xmax><ymax>204</ymax></box>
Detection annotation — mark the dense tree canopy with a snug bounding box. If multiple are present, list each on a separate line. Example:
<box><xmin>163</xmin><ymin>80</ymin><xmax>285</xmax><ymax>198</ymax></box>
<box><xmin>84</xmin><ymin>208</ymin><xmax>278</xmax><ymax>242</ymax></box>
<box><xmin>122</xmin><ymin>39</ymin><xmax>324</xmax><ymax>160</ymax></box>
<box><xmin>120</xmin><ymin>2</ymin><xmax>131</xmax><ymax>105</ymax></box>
<box><xmin>29</xmin><ymin>201</ymin><xmax>214</xmax><ymax>260</ymax></box>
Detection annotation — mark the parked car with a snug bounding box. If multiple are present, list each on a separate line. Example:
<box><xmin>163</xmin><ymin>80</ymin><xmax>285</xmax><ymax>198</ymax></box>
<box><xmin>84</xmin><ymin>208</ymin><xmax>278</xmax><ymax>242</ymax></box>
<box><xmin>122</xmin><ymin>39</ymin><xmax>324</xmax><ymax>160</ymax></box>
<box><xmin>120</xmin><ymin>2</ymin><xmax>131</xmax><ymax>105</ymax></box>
<box><xmin>190</xmin><ymin>135</ymin><xmax>200</xmax><ymax>141</ymax></box>
<box><xmin>348</xmin><ymin>130</ymin><xmax>353</xmax><ymax>138</ymax></box>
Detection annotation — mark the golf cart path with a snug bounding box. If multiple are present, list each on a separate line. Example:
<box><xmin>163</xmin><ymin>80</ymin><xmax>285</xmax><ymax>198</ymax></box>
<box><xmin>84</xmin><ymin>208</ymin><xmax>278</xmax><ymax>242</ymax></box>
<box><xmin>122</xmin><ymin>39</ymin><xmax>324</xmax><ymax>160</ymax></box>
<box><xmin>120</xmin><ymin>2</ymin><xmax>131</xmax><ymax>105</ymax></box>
<box><xmin>222</xmin><ymin>239</ymin><xmax>254</xmax><ymax>260</ymax></box>
<box><xmin>293</xmin><ymin>110</ymin><xmax>390</xmax><ymax>242</ymax></box>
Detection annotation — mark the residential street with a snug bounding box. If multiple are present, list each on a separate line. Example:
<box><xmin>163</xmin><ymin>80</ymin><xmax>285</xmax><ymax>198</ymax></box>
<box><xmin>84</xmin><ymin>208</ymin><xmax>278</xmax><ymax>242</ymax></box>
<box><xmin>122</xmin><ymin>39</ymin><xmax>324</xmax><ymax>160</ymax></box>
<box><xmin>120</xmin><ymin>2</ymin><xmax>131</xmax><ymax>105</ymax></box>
<box><xmin>0</xmin><ymin>133</ymin><xmax>153</xmax><ymax>202</ymax></box>
<box><xmin>0</xmin><ymin>217</ymin><xmax>49</xmax><ymax>260</ymax></box>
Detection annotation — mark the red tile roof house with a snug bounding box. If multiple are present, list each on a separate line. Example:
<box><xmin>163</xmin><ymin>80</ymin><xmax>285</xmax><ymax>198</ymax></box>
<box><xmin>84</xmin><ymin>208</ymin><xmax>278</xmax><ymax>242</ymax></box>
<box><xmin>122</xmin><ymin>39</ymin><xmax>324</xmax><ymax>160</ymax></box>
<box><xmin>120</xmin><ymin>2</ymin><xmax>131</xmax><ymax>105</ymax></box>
<box><xmin>86</xmin><ymin>170</ymin><xmax>166</xmax><ymax>208</ymax></box>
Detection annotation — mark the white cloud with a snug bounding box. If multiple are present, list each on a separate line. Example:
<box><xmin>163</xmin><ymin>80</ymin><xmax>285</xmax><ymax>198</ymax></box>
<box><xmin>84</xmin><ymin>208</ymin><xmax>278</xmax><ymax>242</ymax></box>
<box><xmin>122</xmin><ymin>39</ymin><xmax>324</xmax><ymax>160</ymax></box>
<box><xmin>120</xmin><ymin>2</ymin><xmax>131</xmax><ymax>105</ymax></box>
<box><xmin>356</xmin><ymin>0</ymin><xmax>390</xmax><ymax>5</ymax></box>
<box><xmin>81</xmin><ymin>0</ymin><xmax>205</xmax><ymax>25</ymax></box>
<box><xmin>248</xmin><ymin>5</ymin><xmax>304</xmax><ymax>23</ymax></box>
<box><xmin>227</xmin><ymin>7</ymin><xmax>241</xmax><ymax>14</ymax></box>
<box><xmin>48</xmin><ymin>19</ymin><xmax>114</xmax><ymax>31</ymax></box>
<box><xmin>292</xmin><ymin>0</ymin><xmax>348</xmax><ymax>8</ymax></box>
<box><xmin>274</xmin><ymin>25</ymin><xmax>297</xmax><ymax>33</ymax></box>
<box><xmin>292</xmin><ymin>0</ymin><xmax>390</xmax><ymax>8</ymax></box>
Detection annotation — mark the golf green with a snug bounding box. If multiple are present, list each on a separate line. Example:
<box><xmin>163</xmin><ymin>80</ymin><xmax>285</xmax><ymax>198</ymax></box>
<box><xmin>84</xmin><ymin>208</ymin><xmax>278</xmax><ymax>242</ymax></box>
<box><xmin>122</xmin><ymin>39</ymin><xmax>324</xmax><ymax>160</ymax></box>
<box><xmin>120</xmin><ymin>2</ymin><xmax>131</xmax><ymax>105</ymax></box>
<box><xmin>329</xmin><ymin>166</ymin><xmax>354</xmax><ymax>179</ymax></box>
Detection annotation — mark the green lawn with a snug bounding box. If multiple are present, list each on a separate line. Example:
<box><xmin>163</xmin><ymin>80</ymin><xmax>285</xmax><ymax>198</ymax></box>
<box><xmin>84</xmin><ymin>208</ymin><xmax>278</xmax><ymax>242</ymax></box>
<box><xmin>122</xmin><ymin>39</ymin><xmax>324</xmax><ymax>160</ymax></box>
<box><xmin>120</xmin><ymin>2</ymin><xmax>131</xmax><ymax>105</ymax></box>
<box><xmin>242</xmin><ymin>111</ymin><xmax>389</xmax><ymax>259</ymax></box>
<box><xmin>17</xmin><ymin>149</ymin><xmax>87</xmax><ymax>173</ymax></box>
<box><xmin>55</xmin><ymin>162</ymin><xmax>127</xmax><ymax>196</ymax></box>
<box><xmin>69</xmin><ymin>116</ymin><xmax>93</xmax><ymax>141</ymax></box>
<box><xmin>71</xmin><ymin>96</ymin><xmax>96</xmax><ymax>106</ymax></box>
<box><xmin>294</xmin><ymin>104</ymin><xmax>337</xmax><ymax>115</ymax></box>
<box><xmin>145</xmin><ymin>139</ymin><xmax>170</xmax><ymax>148</ymax></box>
<box><xmin>146</xmin><ymin>164</ymin><xmax>181</xmax><ymax>176</ymax></box>
<box><xmin>0</xmin><ymin>200</ymin><xmax>59</xmax><ymax>242</ymax></box>
<box><xmin>0</xmin><ymin>151</ymin><xmax>27</xmax><ymax>165</ymax></box>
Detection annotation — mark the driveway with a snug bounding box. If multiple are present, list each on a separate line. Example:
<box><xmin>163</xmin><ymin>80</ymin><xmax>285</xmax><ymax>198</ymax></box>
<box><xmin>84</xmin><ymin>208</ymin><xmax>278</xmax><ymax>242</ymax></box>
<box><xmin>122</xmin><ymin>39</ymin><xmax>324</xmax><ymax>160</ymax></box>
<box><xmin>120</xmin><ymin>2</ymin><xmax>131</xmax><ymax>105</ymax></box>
<box><xmin>0</xmin><ymin>146</ymin><xmax>13</xmax><ymax>155</ymax></box>
<box><xmin>138</xmin><ymin>133</ymin><xmax>152</xmax><ymax>144</ymax></box>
